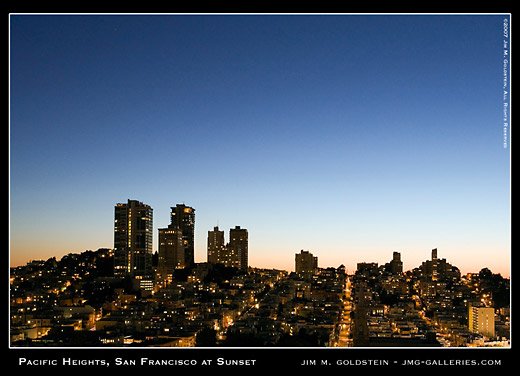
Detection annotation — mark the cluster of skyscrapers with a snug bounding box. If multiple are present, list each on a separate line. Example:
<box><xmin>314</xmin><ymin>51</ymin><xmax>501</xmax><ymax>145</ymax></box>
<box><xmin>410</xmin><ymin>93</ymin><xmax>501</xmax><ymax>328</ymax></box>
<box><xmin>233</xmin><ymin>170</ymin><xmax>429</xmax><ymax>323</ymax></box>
<box><xmin>113</xmin><ymin>200</ymin><xmax>248</xmax><ymax>284</ymax></box>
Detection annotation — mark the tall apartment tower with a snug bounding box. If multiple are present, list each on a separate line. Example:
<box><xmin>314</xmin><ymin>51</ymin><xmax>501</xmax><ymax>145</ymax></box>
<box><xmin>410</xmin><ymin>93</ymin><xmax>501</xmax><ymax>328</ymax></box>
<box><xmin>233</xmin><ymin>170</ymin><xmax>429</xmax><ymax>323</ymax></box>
<box><xmin>295</xmin><ymin>250</ymin><xmax>318</xmax><ymax>278</ymax></box>
<box><xmin>113</xmin><ymin>200</ymin><xmax>153</xmax><ymax>278</ymax></box>
<box><xmin>169</xmin><ymin>204</ymin><xmax>195</xmax><ymax>267</ymax></box>
<box><xmin>228</xmin><ymin>226</ymin><xmax>248</xmax><ymax>271</ymax></box>
<box><xmin>207</xmin><ymin>226</ymin><xmax>225</xmax><ymax>264</ymax></box>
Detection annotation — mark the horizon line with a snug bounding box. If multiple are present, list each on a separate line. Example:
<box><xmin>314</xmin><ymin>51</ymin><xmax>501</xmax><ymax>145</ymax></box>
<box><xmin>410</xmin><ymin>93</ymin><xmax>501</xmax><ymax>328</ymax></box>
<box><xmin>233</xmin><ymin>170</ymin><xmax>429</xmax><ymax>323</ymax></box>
<box><xmin>10</xmin><ymin>246</ymin><xmax>511</xmax><ymax>278</ymax></box>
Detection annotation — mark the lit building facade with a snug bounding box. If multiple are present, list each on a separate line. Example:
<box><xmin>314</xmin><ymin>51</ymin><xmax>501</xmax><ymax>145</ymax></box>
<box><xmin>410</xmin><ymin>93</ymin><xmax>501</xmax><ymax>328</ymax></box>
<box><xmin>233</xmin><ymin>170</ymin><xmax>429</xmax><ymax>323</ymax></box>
<box><xmin>295</xmin><ymin>250</ymin><xmax>318</xmax><ymax>279</ymax></box>
<box><xmin>207</xmin><ymin>225</ymin><xmax>248</xmax><ymax>270</ymax></box>
<box><xmin>113</xmin><ymin>200</ymin><xmax>153</xmax><ymax>278</ymax></box>
<box><xmin>157</xmin><ymin>226</ymin><xmax>184</xmax><ymax>280</ymax></box>
<box><xmin>207</xmin><ymin>226</ymin><xmax>225</xmax><ymax>264</ymax></box>
<box><xmin>170</xmin><ymin>204</ymin><xmax>195</xmax><ymax>268</ymax></box>
<box><xmin>228</xmin><ymin>226</ymin><xmax>248</xmax><ymax>271</ymax></box>
<box><xmin>469</xmin><ymin>304</ymin><xmax>496</xmax><ymax>338</ymax></box>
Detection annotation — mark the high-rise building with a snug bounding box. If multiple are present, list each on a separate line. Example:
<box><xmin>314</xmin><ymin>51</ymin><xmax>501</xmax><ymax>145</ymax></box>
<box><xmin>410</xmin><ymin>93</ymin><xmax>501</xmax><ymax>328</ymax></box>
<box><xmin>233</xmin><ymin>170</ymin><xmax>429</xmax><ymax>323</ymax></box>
<box><xmin>207</xmin><ymin>226</ymin><xmax>225</xmax><ymax>264</ymax></box>
<box><xmin>169</xmin><ymin>204</ymin><xmax>195</xmax><ymax>267</ymax></box>
<box><xmin>469</xmin><ymin>304</ymin><xmax>495</xmax><ymax>338</ymax></box>
<box><xmin>158</xmin><ymin>226</ymin><xmax>184</xmax><ymax>271</ymax></box>
<box><xmin>228</xmin><ymin>226</ymin><xmax>248</xmax><ymax>271</ymax></box>
<box><xmin>113</xmin><ymin>200</ymin><xmax>153</xmax><ymax>278</ymax></box>
<box><xmin>295</xmin><ymin>250</ymin><xmax>318</xmax><ymax>278</ymax></box>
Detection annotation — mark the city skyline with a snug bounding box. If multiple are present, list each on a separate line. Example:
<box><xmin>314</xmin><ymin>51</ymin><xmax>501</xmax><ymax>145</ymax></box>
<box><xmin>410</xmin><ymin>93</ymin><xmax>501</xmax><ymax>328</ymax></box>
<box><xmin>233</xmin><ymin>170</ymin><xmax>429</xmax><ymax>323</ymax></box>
<box><xmin>11</xmin><ymin>197</ymin><xmax>506</xmax><ymax>280</ymax></box>
<box><xmin>9</xmin><ymin>14</ymin><xmax>511</xmax><ymax>278</ymax></box>
<box><xmin>10</xmin><ymin>242</ymin><xmax>510</xmax><ymax>349</ymax></box>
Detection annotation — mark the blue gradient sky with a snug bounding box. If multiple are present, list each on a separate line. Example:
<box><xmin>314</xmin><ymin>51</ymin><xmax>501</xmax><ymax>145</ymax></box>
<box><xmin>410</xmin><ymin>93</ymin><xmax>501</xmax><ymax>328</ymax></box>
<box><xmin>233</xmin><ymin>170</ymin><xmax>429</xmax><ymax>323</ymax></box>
<box><xmin>9</xmin><ymin>14</ymin><xmax>511</xmax><ymax>276</ymax></box>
